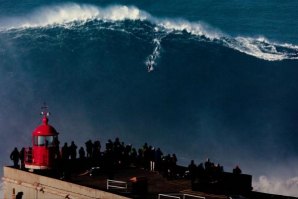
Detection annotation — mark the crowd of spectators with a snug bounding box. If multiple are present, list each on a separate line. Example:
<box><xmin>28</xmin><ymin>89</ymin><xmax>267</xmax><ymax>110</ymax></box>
<box><xmin>10</xmin><ymin>137</ymin><xmax>242</xmax><ymax>181</ymax></box>
<box><xmin>187</xmin><ymin>158</ymin><xmax>242</xmax><ymax>184</ymax></box>
<box><xmin>10</xmin><ymin>137</ymin><xmax>179</xmax><ymax>179</ymax></box>
<box><xmin>78</xmin><ymin>137</ymin><xmax>179</xmax><ymax>178</ymax></box>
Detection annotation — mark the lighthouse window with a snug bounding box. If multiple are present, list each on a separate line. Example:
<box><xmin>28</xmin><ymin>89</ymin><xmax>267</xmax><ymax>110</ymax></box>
<box><xmin>34</xmin><ymin>136</ymin><xmax>46</xmax><ymax>146</ymax></box>
<box><xmin>34</xmin><ymin>136</ymin><xmax>56</xmax><ymax>146</ymax></box>
<box><xmin>45</xmin><ymin>136</ymin><xmax>54</xmax><ymax>147</ymax></box>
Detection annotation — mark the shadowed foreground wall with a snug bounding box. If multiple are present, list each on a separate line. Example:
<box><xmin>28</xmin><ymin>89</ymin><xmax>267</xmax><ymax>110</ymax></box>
<box><xmin>2</xmin><ymin>167</ymin><xmax>129</xmax><ymax>199</ymax></box>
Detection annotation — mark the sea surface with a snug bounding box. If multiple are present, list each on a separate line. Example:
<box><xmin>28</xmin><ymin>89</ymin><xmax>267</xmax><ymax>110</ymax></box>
<box><xmin>1</xmin><ymin>0</ymin><xmax>298</xmax><ymax>196</ymax></box>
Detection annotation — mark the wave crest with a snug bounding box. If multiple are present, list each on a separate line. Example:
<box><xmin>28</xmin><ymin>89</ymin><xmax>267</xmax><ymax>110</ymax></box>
<box><xmin>1</xmin><ymin>3</ymin><xmax>297</xmax><ymax>61</ymax></box>
<box><xmin>154</xmin><ymin>18</ymin><xmax>222</xmax><ymax>40</ymax></box>
<box><xmin>0</xmin><ymin>3</ymin><xmax>149</xmax><ymax>29</ymax></box>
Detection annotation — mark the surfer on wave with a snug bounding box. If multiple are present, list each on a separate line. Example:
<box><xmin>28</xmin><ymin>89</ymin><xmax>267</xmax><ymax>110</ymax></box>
<box><xmin>147</xmin><ymin>55</ymin><xmax>154</xmax><ymax>72</ymax></box>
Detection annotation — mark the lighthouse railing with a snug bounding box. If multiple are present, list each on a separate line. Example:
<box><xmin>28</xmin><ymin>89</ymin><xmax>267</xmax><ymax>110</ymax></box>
<box><xmin>24</xmin><ymin>147</ymin><xmax>33</xmax><ymax>164</ymax></box>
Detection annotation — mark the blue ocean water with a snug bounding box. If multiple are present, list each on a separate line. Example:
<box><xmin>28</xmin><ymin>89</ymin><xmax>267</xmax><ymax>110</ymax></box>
<box><xmin>1</xmin><ymin>0</ymin><xmax>298</xmax><ymax>196</ymax></box>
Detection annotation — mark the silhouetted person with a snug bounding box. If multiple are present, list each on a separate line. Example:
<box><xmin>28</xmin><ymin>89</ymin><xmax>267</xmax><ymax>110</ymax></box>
<box><xmin>162</xmin><ymin>154</ymin><xmax>171</xmax><ymax>178</ymax></box>
<box><xmin>170</xmin><ymin>153</ymin><xmax>177</xmax><ymax>177</ymax></box>
<box><xmin>130</xmin><ymin>147</ymin><xmax>137</xmax><ymax>166</ymax></box>
<box><xmin>92</xmin><ymin>140</ymin><xmax>101</xmax><ymax>160</ymax></box>
<box><xmin>188</xmin><ymin>160</ymin><xmax>197</xmax><ymax>183</ymax></box>
<box><xmin>149</xmin><ymin>146</ymin><xmax>155</xmax><ymax>171</ymax></box>
<box><xmin>123</xmin><ymin>144</ymin><xmax>132</xmax><ymax>167</ymax></box>
<box><xmin>104</xmin><ymin>149</ymin><xmax>115</xmax><ymax>179</ymax></box>
<box><xmin>16</xmin><ymin>192</ymin><xmax>23</xmax><ymax>199</ymax></box>
<box><xmin>79</xmin><ymin>147</ymin><xmax>86</xmax><ymax>159</ymax></box>
<box><xmin>113</xmin><ymin>138</ymin><xmax>122</xmax><ymax>166</ymax></box>
<box><xmin>19</xmin><ymin>147</ymin><xmax>25</xmax><ymax>169</ymax></box>
<box><xmin>215</xmin><ymin>163</ymin><xmax>224</xmax><ymax>173</ymax></box>
<box><xmin>171</xmin><ymin>154</ymin><xmax>177</xmax><ymax>166</ymax></box>
<box><xmin>69</xmin><ymin>141</ymin><xmax>77</xmax><ymax>160</ymax></box>
<box><xmin>197</xmin><ymin>163</ymin><xmax>205</xmax><ymax>178</ymax></box>
<box><xmin>155</xmin><ymin>148</ymin><xmax>163</xmax><ymax>172</ymax></box>
<box><xmin>10</xmin><ymin>147</ymin><xmax>20</xmax><ymax>168</ymax></box>
<box><xmin>143</xmin><ymin>144</ymin><xmax>150</xmax><ymax>170</ymax></box>
<box><xmin>85</xmin><ymin>140</ymin><xmax>93</xmax><ymax>158</ymax></box>
<box><xmin>61</xmin><ymin>142</ymin><xmax>69</xmax><ymax>160</ymax></box>
<box><xmin>137</xmin><ymin>148</ymin><xmax>143</xmax><ymax>167</ymax></box>
<box><xmin>53</xmin><ymin>137</ymin><xmax>60</xmax><ymax>159</ymax></box>
<box><xmin>204</xmin><ymin>158</ymin><xmax>213</xmax><ymax>174</ymax></box>
<box><xmin>233</xmin><ymin>165</ymin><xmax>242</xmax><ymax>174</ymax></box>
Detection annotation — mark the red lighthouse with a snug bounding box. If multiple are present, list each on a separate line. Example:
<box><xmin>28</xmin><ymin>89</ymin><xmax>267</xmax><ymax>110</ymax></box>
<box><xmin>25</xmin><ymin>106</ymin><xmax>59</xmax><ymax>170</ymax></box>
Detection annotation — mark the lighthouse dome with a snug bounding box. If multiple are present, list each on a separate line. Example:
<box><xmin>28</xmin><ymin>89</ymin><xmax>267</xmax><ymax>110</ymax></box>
<box><xmin>32</xmin><ymin>116</ymin><xmax>58</xmax><ymax>136</ymax></box>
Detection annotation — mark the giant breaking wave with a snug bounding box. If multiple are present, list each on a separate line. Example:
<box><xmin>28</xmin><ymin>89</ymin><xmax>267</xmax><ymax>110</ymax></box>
<box><xmin>0</xmin><ymin>3</ymin><xmax>297</xmax><ymax>62</ymax></box>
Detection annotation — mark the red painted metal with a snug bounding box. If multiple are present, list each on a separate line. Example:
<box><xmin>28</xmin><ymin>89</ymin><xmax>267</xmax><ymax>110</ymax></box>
<box><xmin>32</xmin><ymin>116</ymin><xmax>57</xmax><ymax>136</ymax></box>
<box><xmin>25</xmin><ymin>113</ymin><xmax>59</xmax><ymax>170</ymax></box>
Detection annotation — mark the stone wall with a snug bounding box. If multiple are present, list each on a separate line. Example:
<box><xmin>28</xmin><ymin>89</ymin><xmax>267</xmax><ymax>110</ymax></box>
<box><xmin>2</xmin><ymin>167</ymin><xmax>130</xmax><ymax>199</ymax></box>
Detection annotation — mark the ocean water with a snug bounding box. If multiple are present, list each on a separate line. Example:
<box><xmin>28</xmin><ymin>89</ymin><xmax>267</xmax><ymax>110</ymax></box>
<box><xmin>1</xmin><ymin>0</ymin><xmax>298</xmax><ymax>196</ymax></box>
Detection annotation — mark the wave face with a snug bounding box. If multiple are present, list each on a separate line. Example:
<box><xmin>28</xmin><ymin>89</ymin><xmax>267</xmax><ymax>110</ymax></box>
<box><xmin>1</xmin><ymin>2</ymin><xmax>298</xmax><ymax>197</ymax></box>
<box><xmin>1</xmin><ymin>4</ymin><xmax>297</xmax><ymax>61</ymax></box>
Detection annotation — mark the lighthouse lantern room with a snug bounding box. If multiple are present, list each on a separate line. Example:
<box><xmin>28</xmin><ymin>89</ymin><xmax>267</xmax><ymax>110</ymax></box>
<box><xmin>25</xmin><ymin>106</ymin><xmax>59</xmax><ymax>170</ymax></box>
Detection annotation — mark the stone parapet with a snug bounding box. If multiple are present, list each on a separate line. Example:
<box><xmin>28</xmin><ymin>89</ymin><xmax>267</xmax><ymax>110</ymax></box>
<box><xmin>3</xmin><ymin>167</ymin><xmax>130</xmax><ymax>199</ymax></box>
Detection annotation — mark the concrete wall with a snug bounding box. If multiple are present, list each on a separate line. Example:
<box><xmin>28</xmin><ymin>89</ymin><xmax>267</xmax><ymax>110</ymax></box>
<box><xmin>2</xmin><ymin>167</ymin><xmax>130</xmax><ymax>199</ymax></box>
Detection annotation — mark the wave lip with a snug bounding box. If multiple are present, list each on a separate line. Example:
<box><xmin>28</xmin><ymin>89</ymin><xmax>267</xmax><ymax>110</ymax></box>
<box><xmin>153</xmin><ymin>18</ymin><xmax>223</xmax><ymax>40</ymax></box>
<box><xmin>1</xmin><ymin>3</ymin><xmax>297</xmax><ymax>62</ymax></box>
<box><xmin>0</xmin><ymin>3</ymin><xmax>150</xmax><ymax>29</ymax></box>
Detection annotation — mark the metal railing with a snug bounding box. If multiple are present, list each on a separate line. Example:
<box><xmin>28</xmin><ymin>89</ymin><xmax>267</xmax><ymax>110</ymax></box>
<box><xmin>106</xmin><ymin>179</ymin><xmax>128</xmax><ymax>191</ymax></box>
<box><xmin>183</xmin><ymin>194</ymin><xmax>205</xmax><ymax>199</ymax></box>
<box><xmin>158</xmin><ymin>194</ymin><xmax>181</xmax><ymax>199</ymax></box>
<box><xmin>158</xmin><ymin>193</ymin><xmax>206</xmax><ymax>199</ymax></box>
<box><xmin>24</xmin><ymin>148</ymin><xmax>33</xmax><ymax>163</ymax></box>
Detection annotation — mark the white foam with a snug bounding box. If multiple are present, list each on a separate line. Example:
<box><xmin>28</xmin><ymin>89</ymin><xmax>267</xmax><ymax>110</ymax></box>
<box><xmin>145</xmin><ymin>33</ymin><xmax>167</xmax><ymax>71</ymax></box>
<box><xmin>148</xmin><ymin>17</ymin><xmax>297</xmax><ymax>61</ymax></box>
<box><xmin>238</xmin><ymin>36</ymin><xmax>297</xmax><ymax>61</ymax></box>
<box><xmin>253</xmin><ymin>175</ymin><xmax>298</xmax><ymax>197</ymax></box>
<box><xmin>145</xmin><ymin>15</ymin><xmax>298</xmax><ymax>61</ymax></box>
<box><xmin>154</xmin><ymin>18</ymin><xmax>222</xmax><ymax>40</ymax></box>
<box><xmin>0</xmin><ymin>3</ymin><xmax>149</xmax><ymax>29</ymax></box>
<box><xmin>1</xmin><ymin>3</ymin><xmax>297</xmax><ymax>61</ymax></box>
<box><xmin>224</xmin><ymin>36</ymin><xmax>288</xmax><ymax>61</ymax></box>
